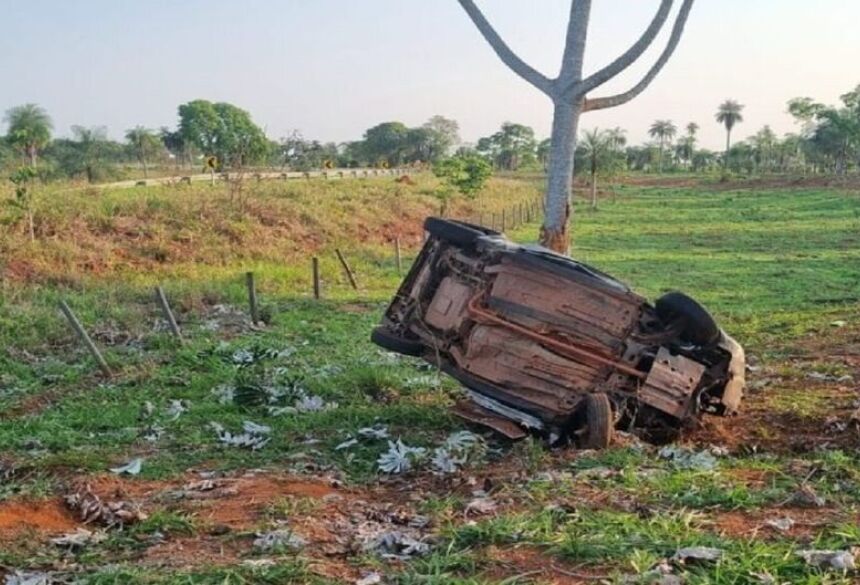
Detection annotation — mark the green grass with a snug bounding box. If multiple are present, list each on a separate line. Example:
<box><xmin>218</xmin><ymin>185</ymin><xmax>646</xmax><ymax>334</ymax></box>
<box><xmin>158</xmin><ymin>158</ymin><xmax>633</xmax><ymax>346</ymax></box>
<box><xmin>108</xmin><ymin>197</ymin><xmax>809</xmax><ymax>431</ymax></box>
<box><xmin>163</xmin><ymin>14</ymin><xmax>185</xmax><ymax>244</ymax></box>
<box><xmin>509</xmin><ymin>185</ymin><xmax>860</xmax><ymax>351</ymax></box>
<box><xmin>1</xmin><ymin>177</ymin><xmax>859</xmax><ymax>583</ymax></box>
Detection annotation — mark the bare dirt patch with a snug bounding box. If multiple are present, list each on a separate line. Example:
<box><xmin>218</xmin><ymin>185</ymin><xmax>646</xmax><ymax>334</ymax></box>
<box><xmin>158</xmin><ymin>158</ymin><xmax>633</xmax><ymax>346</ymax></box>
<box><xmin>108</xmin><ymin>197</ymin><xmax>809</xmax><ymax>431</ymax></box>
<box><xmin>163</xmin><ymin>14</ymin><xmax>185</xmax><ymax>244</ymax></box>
<box><xmin>708</xmin><ymin>507</ymin><xmax>854</xmax><ymax>541</ymax></box>
<box><xmin>0</xmin><ymin>499</ymin><xmax>79</xmax><ymax>540</ymax></box>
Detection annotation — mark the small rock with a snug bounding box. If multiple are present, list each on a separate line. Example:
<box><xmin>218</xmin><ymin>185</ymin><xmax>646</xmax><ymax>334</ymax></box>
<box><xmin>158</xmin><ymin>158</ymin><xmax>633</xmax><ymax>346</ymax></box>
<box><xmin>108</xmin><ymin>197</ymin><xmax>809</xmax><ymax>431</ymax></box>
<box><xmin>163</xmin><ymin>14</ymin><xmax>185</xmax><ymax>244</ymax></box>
<box><xmin>673</xmin><ymin>546</ymin><xmax>723</xmax><ymax>564</ymax></box>
<box><xmin>764</xmin><ymin>517</ymin><xmax>795</xmax><ymax>532</ymax></box>
<box><xmin>355</xmin><ymin>573</ymin><xmax>382</xmax><ymax>585</ymax></box>
<box><xmin>830</xmin><ymin>320</ymin><xmax>847</xmax><ymax>328</ymax></box>
<box><xmin>796</xmin><ymin>548</ymin><xmax>857</xmax><ymax>571</ymax></box>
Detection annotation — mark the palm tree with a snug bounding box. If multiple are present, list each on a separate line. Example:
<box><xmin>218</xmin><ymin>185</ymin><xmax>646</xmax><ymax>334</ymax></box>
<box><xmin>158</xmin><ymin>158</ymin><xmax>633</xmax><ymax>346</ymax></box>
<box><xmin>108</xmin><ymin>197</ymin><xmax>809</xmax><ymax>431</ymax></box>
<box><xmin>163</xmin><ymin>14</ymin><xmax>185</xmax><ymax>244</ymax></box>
<box><xmin>3</xmin><ymin>104</ymin><xmax>53</xmax><ymax>167</ymax></box>
<box><xmin>648</xmin><ymin>120</ymin><xmax>677</xmax><ymax>172</ymax></box>
<box><xmin>581</xmin><ymin>129</ymin><xmax>609</xmax><ymax>208</ymax></box>
<box><xmin>716</xmin><ymin>100</ymin><xmax>745</xmax><ymax>162</ymax></box>
<box><xmin>679</xmin><ymin>122</ymin><xmax>699</xmax><ymax>167</ymax></box>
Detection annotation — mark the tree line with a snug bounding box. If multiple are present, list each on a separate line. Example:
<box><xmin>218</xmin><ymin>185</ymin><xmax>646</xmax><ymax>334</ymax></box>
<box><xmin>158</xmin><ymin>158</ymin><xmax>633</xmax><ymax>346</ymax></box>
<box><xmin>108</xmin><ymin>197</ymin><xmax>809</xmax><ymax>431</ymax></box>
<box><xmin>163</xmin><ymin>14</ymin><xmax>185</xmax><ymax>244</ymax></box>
<box><xmin>2</xmin><ymin>83</ymin><xmax>858</xmax><ymax>185</ymax></box>
<box><xmin>0</xmin><ymin>102</ymin><xmax>467</xmax><ymax>183</ymax></box>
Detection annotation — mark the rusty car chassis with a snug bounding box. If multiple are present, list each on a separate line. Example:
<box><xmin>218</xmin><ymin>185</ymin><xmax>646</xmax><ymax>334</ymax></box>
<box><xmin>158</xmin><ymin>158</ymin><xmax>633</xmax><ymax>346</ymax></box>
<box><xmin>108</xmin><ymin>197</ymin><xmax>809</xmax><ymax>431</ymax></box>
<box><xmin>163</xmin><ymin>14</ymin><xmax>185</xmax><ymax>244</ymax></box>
<box><xmin>372</xmin><ymin>218</ymin><xmax>745</xmax><ymax>448</ymax></box>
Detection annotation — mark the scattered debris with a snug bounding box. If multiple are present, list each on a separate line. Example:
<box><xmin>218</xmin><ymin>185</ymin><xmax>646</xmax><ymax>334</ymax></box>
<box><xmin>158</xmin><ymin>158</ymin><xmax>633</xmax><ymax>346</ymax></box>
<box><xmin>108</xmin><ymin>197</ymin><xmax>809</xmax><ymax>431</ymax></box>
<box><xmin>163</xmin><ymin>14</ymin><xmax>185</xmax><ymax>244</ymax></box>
<box><xmin>673</xmin><ymin>546</ymin><xmax>724</xmax><ymax>564</ymax></box>
<box><xmin>764</xmin><ymin>517</ymin><xmax>795</xmax><ymax>532</ymax></box>
<box><xmin>211</xmin><ymin>421</ymin><xmax>272</xmax><ymax>450</ymax></box>
<box><xmin>358</xmin><ymin>425</ymin><xmax>389</xmax><ymax>440</ymax></box>
<box><xmin>109</xmin><ymin>457</ymin><xmax>143</xmax><ymax>476</ymax></box>
<box><xmin>165</xmin><ymin>399</ymin><xmax>188</xmax><ymax>420</ymax></box>
<box><xmin>139</xmin><ymin>401</ymin><xmax>156</xmax><ymax>419</ymax></box>
<box><xmin>658</xmin><ymin>446</ymin><xmax>718</xmax><ymax>471</ymax></box>
<box><xmin>335</xmin><ymin>438</ymin><xmax>359</xmax><ymax>451</ymax></box>
<box><xmin>295</xmin><ymin>394</ymin><xmax>336</xmax><ymax>412</ymax></box>
<box><xmin>362</xmin><ymin>530</ymin><xmax>430</xmax><ymax>559</ymax></box>
<box><xmin>830</xmin><ymin>320</ymin><xmax>847</xmax><ymax>327</ymax></box>
<box><xmin>464</xmin><ymin>497</ymin><xmax>497</xmax><ymax>516</ymax></box>
<box><xmin>430</xmin><ymin>448</ymin><xmax>460</xmax><ymax>473</ymax></box>
<box><xmin>241</xmin><ymin>559</ymin><xmax>277</xmax><ymax>569</ymax></box>
<box><xmin>805</xmin><ymin>371</ymin><xmax>854</xmax><ymax>383</ymax></box>
<box><xmin>796</xmin><ymin>548</ymin><xmax>857</xmax><ymax>571</ymax></box>
<box><xmin>786</xmin><ymin>484</ymin><xmax>826</xmax><ymax>508</ymax></box>
<box><xmin>377</xmin><ymin>439</ymin><xmax>426</xmax><ymax>474</ymax></box>
<box><xmin>3</xmin><ymin>571</ymin><xmax>63</xmax><ymax>585</ymax></box>
<box><xmin>50</xmin><ymin>528</ymin><xmax>106</xmax><ymax>549</ymax></box>
<box><xmin>65</xmin><ymin>485</ymin><xmax>147</xmax><ymax>527</ymax></box>
<box><xmin>253</xmin><ymin>528</ymin><xmax>307</xmax><ymax>552</ymax></box>
<box><xmin>141</xmin><ymin>424</ymin><xmax>164</xmax><ymax>442</ymax></box>
<box><xmin>355</xmin><ymin>573</ymin><xmax>383</xmax><ymax>585</ymax></box>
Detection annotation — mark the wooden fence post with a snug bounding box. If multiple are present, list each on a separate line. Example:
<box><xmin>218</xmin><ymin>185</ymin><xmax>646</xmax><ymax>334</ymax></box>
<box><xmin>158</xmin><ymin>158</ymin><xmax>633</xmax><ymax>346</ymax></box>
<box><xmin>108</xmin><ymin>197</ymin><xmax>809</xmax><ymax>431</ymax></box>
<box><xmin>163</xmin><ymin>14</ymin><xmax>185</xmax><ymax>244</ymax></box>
<box><xmin>245</xmin><ymin>272</ymin><xmax>260</xmax><ymax>324</ymax></box>
<box><xmin>312</xmin><ymin>257</ymin><xmax>321</xmax><ymax>299</ymax></box>
<box><xmin>155</xmin><ymin>286</ymin><xmax>183</xmax><ymax>341</ymax></box>
<box><xmin>394</xmin><ymin>238</ymin><xmax>402</xmax><ymax>275</ymax></box>
<box><xmin>335</xmin><ymin>249</ymin><xmax>359</xmax><ymax>290</ymax></box>
<box><xmin>59</xmin><ymin>300</ymin><xmax>112</xmax><ymax>377</ymax></box>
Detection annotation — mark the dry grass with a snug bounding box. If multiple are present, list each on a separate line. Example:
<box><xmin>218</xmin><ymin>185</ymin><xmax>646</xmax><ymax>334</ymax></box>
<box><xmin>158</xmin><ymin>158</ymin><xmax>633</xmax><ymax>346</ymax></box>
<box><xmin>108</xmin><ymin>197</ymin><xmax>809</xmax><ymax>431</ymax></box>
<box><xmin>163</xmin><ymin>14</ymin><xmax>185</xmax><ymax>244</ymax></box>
<box><xmin>0</xmin><ymin>173</ymin><xmax>540</xmax><ymax>285</ymax></box>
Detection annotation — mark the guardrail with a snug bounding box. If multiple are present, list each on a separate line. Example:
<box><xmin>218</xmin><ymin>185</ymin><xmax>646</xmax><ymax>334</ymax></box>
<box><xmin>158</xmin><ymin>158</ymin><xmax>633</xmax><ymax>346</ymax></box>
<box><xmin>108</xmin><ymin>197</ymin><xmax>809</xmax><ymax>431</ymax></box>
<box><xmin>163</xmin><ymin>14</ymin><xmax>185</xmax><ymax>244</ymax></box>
<box><xmin>102</xmin><ymin>168</ymin><xmax>409</xmax><ymax>190</ymax></box>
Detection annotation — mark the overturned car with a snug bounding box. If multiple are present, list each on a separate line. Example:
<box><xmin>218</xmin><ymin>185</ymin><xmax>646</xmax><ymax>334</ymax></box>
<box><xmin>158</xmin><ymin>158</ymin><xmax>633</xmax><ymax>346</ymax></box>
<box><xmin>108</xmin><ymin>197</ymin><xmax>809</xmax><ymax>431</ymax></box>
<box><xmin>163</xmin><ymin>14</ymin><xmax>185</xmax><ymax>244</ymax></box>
<box><xmin>372</xmin><ymin>218</ymin><xmax>745</xmax><ymax>448</ymax></box>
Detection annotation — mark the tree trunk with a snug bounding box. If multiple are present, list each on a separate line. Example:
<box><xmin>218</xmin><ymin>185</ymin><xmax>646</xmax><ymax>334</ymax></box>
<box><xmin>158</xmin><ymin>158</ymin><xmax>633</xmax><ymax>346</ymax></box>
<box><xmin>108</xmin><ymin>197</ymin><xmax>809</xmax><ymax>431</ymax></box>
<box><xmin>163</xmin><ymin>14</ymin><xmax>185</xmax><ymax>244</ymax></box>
<box><xmin>540</xmin><ymin>101</ymin><xmax>581</xmax><ymax>253</ymax></box>
<box><xmin>142</xmin><ymin>155</ymin><xmax>149</xmax><ymax>179</ymax></box>
<box><xmin>658</xmin><ymin>138</ymin><xmax>664</xmax><ymax>173</ymax></box>
<box><xmin>590</xmin><ymin>170</ymin><xmax>598</xmax><ymax>209</ymax></box>
<box><xmin>27</xmin><ymin>209</ymin><xmax>35</xmax><ymax>242</ymax></box>
<box><xmin>724</xmin><ymin>128</ymin><xmax>731</xmax><ymax>166</ymax></box>
<box><xmin>28</xmin><ymin>145</ymin><xmax>37</xmax><ymax>168</ymax></box>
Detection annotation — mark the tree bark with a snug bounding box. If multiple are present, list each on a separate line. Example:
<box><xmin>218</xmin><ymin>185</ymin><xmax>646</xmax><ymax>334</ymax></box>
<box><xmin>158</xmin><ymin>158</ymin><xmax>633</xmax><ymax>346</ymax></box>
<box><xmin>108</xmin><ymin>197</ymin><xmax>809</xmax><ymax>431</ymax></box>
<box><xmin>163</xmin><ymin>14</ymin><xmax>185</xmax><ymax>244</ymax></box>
<box><xmin>725</xmin><ymin>128</ymin><xmax>731</xmax><ymax>165</ymax></box>
<box><xmin>540</xmin><ymin>101</ymin><xmax>581</xmax><ymax>253</ymax></box>
<box><xmin>590</xmin><ymin>171</ymin><xmax>598</xmax><ymax>209</ymax></box>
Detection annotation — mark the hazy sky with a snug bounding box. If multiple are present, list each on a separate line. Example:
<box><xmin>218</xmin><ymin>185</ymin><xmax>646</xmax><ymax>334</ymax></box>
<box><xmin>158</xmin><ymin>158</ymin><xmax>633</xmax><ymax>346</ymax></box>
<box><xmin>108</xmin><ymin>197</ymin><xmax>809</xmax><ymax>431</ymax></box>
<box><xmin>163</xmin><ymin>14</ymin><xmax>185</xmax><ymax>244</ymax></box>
<box><xmin>1</xmin><ymin>1</ymin><xmax>858</xmax><ymax>150</ymax></box>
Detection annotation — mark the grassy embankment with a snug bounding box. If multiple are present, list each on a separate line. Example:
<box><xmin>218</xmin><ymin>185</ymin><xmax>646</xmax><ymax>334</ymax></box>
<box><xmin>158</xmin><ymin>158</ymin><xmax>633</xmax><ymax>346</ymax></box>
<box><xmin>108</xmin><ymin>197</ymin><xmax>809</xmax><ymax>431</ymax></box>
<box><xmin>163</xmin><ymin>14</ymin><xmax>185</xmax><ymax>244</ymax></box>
<box><xmin>0</xmin><ymin>174</ymin><xmax>858</xmax><ymax>583</ymax></box>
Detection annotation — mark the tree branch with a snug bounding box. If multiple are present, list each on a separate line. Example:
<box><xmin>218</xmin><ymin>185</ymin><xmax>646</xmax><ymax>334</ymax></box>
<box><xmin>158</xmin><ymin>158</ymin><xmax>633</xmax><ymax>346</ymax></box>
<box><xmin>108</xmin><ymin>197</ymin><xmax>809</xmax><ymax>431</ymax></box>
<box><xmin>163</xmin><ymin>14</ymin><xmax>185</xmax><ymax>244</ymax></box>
<box><xmin>457</xmin><ymin>0</ymin><xmax>554</xmax><ymax>96</ymax></box>
<box><xmin>582</xmin><ymin>0</ymin><xmax>694</xmax><ymax>112</ymax></box>
<box><xmin>572</xmin><ymin>0</ymin><xmax>673</xmax><ymax>97</ymax></box>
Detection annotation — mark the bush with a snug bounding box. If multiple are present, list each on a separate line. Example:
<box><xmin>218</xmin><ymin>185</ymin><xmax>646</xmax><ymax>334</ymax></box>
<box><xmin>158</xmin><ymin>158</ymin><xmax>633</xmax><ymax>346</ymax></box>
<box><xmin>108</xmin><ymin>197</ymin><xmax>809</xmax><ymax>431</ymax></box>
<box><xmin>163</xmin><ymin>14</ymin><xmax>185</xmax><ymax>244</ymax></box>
<box><xmin>432</xmin><ymin>154</ymin><xmax>492</xmax><ymax>197</ymax></box>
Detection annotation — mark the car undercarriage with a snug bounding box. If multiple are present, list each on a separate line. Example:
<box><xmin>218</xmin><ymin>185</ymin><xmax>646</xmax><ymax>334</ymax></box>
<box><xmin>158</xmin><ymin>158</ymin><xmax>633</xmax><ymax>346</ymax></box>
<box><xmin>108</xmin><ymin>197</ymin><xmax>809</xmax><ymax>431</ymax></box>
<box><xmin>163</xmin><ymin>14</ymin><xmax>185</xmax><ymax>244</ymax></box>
<box><xmin>373</xmin><ymin>218</ymin><xmax>745</xmax><ymax>448</ymax></box>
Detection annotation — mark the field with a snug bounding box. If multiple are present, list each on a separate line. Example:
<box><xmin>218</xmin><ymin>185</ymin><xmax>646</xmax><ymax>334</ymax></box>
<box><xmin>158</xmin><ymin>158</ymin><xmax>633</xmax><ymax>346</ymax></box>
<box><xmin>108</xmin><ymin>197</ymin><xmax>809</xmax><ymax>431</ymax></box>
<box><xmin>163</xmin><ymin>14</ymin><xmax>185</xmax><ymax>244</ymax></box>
<box><xmin>1</xmin><ymin>174</ymin><xmax>859</xmax><ymax>584</ymax></box>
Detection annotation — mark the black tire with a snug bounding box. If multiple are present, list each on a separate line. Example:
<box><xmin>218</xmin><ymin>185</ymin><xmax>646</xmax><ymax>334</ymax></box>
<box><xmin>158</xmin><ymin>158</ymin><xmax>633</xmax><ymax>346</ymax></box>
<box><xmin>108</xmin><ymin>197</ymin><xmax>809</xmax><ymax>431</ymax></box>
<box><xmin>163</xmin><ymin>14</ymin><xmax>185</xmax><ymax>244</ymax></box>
<box><xmin>424</xmin><ymin>217</ymin><xmax>493</xmax><ymax>247</ymax></box>
<box><xmin>655</xmin><ymin>291</ymin><xmax>721</xmax><ymax>347</ymax></box>
<box><xmin>371</xmin><ymin>326</ymin><xmax>424</xmax><ymax>357</ymax></box>
<box><xmin>582</xmin><ymin>393</ymin><xmax>613</xmax><ymax>450</ymax></box>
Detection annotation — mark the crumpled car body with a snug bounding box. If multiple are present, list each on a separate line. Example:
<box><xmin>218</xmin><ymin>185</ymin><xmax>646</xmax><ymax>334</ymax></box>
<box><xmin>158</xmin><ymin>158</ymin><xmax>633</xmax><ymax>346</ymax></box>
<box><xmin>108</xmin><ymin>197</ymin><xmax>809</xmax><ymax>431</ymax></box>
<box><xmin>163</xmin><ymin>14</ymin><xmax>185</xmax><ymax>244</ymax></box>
<box><xmin>372</xmin><ymin>218</ymin><xmax>745</xmax><ymax>446</ymax></box>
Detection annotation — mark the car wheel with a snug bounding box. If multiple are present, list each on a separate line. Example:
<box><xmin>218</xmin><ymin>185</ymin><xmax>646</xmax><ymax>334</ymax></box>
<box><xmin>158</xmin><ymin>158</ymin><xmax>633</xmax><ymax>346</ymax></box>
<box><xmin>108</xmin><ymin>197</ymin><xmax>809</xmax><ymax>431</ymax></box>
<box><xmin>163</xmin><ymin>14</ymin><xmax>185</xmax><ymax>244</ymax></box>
<box><xmin>424</xmin><ymin>217</ymin><xmax>490</xmax><ymax>247</ymax></box>
<box><xmin>582</xmin><ymin>393</ymin><xmax>613</xmax><ymax>450</ymax></box>
<box><xmin>370</xmin><ymin>326</ymin><xmax>425</xmax><ymax>357</ymax></box>
<box><xmin>655</xmin><ymin>291</ymin><xmax>721</xmax><ymax>347</ymax></box>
